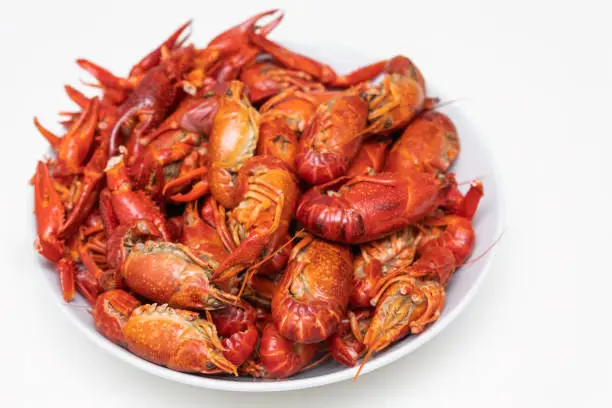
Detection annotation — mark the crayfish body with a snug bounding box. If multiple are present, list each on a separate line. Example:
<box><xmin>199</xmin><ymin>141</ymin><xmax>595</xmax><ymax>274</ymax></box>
<box><xmin>296</xmin><ymin>171</ymin><xmax>450</xmax><ymax>244</ymax></box>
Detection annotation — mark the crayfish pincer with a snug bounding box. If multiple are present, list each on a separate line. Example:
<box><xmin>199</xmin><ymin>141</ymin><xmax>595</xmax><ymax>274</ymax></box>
<box><xmin>92</xmin><ymin>289</ymin><xmax>141</xmax><ymax>347</ymax></box>
<box><xmin>123</xmin><ymin>304</ymin><xmax>238</xmax><ymax>375</ymax></box>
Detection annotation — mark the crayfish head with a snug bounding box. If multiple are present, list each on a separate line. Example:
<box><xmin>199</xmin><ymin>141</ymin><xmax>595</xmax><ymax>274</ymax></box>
<box><xmin>364</xmin><ymin>277</ymin><xmax>424</xmax><ymax>352</ymax></box>
<box><xmin>354</xmin><ymin>276</ymin><xmax>426</xmax><ymax>380</ymax></box>
<box><xmin>223</xmin><ymin>80</ymin><xmax>249</xmax><ymax>104</ymax></box>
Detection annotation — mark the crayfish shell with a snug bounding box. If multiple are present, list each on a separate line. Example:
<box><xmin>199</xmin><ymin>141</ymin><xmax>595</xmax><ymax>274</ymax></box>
<box><xmin>272</xmin><ymin>236</ymin><xmax>353</xmax><ymax>343</ymax></box>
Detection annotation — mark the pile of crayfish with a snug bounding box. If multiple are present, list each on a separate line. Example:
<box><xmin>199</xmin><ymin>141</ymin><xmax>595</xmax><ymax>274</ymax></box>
<box><xmin>32</xmin><ymin>10</ymin><xmax>484</xmax><ymax>380</ymax></box>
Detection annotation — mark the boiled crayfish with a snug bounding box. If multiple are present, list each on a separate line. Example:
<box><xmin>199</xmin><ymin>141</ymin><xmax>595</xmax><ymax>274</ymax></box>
<box><xmin>32</xmin><ymin>10</ymin><xmax>490</xmax><ymax>381</ymax></box>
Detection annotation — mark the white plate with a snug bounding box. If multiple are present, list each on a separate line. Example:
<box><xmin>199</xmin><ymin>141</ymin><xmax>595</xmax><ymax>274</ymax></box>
<box><xmin>36</xmin><ymin>43</ymin><xmax>505</xmax><ymax>392</ymax></box>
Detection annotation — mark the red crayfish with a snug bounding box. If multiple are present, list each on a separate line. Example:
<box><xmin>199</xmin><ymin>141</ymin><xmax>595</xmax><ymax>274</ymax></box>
<box><xmin>32</xmin><ymin>10</ymin><xmax>490</xmax><ymax>382</ymax></box>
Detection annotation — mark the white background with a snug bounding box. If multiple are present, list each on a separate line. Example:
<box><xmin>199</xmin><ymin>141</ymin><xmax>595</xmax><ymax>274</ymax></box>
<box><xmin>1</xmin><ymin>0</ymin><xmax>610</xmax><ymax>406</ymax></box>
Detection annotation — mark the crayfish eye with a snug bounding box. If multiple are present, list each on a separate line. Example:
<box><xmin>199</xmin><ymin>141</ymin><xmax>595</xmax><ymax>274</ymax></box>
<box><xmin>225</xmin><ymin>88</ymin><xmax>233</xmax><ymax>97</ymax></box>
<box><xmin>208</xmin><ymin>298</ymin><xmax>222</xmax><ymax>308</ymax></box>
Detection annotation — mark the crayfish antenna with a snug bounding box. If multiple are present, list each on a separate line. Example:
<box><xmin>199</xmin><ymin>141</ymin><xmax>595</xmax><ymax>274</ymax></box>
<box><xmin>205</xmin><ymin>310</ymin><xmax>213</xmax><ymax>322</ymax></box>
<box><xmin>353</xmin><ymin>347</ymin><xmax>374</xmax><ymax>381</ymax></box>
<box><xmin>456</xmin><ymin>175</ymin><xmax>487</xmax><ymax>186</ymax></box>
<box><xmin>236</xmin><ymin>269</ymin><xmax>254</xmax><ymax>301</ymax></box>
<box><xmin>302</xmin><ymin>352</ymin><xmax>330</xmax><ymax>371</ymax></box>
<box><xmin>68</xmin><ymin>304</ymin><xmax>93</xmax><ymax>313</ymax></box>
<box><xmin>461</xmin><ymin>229</ymin><xmax>506</xmax><ymax>267</ymax></box>
<box><xmin>422</xmin><ymin>97</ymin><xmax>467</xmax><ymax>113</ymax></box>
